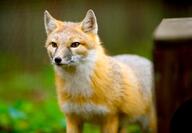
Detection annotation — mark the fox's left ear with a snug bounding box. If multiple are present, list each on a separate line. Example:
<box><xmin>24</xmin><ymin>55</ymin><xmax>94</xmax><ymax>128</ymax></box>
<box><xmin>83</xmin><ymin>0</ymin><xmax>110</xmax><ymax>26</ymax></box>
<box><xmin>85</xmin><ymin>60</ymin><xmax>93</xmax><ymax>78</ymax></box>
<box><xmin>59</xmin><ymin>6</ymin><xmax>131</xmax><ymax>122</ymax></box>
<box><xmin>81</xmin><ymin>9</ymin><xmax>98</xmax><ymax>34</ymax></box>
<box><xmin>44</xmin><ymin>10</ymin><xmax>57</xmax><ymax>34</ymax></box>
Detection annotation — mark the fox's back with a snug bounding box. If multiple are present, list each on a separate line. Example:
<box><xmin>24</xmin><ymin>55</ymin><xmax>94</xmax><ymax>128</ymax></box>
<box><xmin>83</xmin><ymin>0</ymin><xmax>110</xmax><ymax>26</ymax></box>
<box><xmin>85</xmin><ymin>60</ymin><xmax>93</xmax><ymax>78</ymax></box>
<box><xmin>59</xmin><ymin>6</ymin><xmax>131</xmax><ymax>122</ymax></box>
<box><xmin>113</xmin><ymin>54</ymin><xmax>153</xmax><ymax>97</ymax></box>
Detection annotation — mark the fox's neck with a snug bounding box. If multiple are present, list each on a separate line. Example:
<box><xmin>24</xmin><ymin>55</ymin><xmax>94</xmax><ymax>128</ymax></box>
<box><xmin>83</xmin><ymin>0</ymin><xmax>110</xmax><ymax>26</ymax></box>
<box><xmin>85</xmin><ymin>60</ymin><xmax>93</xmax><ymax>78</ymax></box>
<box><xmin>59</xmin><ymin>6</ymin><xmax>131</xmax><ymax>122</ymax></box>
<box><xmin>55</xmin><ymin>46</ymin><xmax>109</xmax><ymax>97</ymax></box>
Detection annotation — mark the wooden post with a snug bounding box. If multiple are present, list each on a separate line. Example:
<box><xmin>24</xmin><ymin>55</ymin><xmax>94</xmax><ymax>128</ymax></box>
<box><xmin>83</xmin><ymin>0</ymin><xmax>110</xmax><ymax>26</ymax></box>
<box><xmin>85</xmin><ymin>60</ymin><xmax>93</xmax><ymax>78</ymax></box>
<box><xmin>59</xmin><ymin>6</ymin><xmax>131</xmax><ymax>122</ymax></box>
<box><xmin>153</xmin><ymin>18</ymin><xmax>192</xmax><ymax>133</ymax></box>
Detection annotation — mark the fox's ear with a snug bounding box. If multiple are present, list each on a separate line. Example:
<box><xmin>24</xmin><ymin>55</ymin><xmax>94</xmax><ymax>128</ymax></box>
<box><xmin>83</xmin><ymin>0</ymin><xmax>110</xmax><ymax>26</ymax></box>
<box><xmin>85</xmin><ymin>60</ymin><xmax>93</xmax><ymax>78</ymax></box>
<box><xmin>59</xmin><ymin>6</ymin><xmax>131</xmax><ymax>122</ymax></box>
<box><xmin>81</xmin><ymin>9</ymin><xmax>98</xmax><ymax>34</ymax></box>
<box><xmin>44</xmin><ymin>10</ymin><xmax>57</xmax><ymax>34</ymax></box>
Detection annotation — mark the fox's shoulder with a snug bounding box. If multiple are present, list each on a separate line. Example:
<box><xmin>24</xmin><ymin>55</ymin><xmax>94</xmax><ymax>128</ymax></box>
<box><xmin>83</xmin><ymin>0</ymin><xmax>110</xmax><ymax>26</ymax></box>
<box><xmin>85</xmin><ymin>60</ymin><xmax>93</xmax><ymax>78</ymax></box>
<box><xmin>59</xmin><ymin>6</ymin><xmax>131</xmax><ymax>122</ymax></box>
<box><xmin>113</xmin><ymin>54</ymin><xmax>152</xmax><ymax>72</ymax></box>
<box><xmin>112</xmin><ymin>54</ymin><xmax>153</xmax><ymax>96</ymax></box>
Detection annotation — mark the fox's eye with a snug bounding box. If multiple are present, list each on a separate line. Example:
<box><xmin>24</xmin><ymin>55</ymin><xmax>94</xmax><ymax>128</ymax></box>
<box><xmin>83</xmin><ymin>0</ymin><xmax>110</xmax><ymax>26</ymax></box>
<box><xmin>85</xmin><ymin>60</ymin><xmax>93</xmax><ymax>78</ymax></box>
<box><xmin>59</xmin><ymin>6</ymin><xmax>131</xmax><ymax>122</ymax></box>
<box><xmin>71</xmin><ymin>42</ymin><xmax>80</xmax><ymax>48</ymax></box>
<box><xmin>50</xmin><ymin>42</ymin><xmax>57</xmax><ymax>48</ymax></box>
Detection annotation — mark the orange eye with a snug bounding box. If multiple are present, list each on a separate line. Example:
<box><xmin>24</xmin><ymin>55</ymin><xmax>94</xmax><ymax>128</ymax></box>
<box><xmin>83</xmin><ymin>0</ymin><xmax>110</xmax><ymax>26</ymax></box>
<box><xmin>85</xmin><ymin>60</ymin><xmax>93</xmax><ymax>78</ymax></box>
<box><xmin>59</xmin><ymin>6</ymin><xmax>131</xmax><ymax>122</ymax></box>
<box><xmin>71</xmin><ymin>42</ymin><xmax>80</xmax><ymax>48</ymax></box>
<box><xmin>50</xmin><ymin>42</ymin><xmax>57</xmax><ymax>48</ymax></box>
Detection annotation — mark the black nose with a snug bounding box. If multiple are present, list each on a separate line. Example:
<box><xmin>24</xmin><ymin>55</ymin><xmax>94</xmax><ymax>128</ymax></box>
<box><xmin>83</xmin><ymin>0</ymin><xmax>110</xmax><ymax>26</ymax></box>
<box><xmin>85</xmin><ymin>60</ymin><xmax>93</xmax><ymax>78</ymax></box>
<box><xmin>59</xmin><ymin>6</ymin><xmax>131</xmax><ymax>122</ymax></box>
<box><xmin>54</xmin><ymin>57</ymin><xmax>62</xmax><ymax>64</ymax></box>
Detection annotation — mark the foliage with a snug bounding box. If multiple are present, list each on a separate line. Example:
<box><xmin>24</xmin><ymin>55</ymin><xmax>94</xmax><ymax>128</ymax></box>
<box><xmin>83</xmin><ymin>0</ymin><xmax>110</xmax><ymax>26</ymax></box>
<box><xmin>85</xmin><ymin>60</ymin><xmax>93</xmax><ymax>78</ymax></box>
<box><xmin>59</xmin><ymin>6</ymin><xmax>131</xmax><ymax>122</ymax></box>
<box><xmin>0</xmin><ymin>100</ymin><xmax>66</xmax><ymax>133</ymax></box>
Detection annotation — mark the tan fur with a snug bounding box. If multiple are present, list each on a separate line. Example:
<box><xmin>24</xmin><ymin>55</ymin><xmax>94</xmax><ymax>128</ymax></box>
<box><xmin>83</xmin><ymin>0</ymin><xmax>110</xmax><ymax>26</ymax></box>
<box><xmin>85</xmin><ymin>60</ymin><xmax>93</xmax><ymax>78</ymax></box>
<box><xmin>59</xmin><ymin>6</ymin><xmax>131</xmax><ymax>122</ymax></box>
<box><xmin>44</xmin><ymin>9</ymin><xmax>157</xmax><ymax>133</ymax></box>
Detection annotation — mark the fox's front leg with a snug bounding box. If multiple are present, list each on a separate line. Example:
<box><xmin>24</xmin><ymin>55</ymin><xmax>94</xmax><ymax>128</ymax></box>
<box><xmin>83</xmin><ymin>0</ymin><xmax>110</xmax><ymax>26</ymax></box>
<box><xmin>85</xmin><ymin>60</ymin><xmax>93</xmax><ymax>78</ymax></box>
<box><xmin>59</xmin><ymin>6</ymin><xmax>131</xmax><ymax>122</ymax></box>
<box><xmin>66</xmin><ymin>114</ymin><xmax>83</xmax><ymax>133</ymax></box>
<box><xmin>101</xmin><ymin>114</ymin><xmax>119</xmax><ymax>133</ymax></box>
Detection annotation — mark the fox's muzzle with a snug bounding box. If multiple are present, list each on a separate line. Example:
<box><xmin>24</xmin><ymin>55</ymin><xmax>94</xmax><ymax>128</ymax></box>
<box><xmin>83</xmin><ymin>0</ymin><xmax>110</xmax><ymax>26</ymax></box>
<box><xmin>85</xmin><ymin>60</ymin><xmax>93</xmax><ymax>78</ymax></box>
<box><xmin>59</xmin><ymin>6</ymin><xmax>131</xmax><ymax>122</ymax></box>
<box><xmin>53</xmin><ymin>47</ymin><xmax>72</xmax><ymax>65</ymax></box>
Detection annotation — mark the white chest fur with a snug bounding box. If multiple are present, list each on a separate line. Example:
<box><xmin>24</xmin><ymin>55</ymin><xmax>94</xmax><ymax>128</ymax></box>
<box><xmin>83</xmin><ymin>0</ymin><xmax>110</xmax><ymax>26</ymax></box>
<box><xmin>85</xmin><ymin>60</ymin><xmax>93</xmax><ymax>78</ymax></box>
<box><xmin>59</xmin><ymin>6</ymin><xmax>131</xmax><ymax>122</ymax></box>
<box><xmin>62</xmin><ymin>102</ymin><xmax>110</xmax><ymax>117</ymax></box>
<box><xmin>55</xmin><ymin>50</ymin><xmax>97</xmax><ymax>97</ymax></box>
<box><xmin>58</xmin><ymin>66</ymin><xmax>93</xmax><ymax>97</ymax></box>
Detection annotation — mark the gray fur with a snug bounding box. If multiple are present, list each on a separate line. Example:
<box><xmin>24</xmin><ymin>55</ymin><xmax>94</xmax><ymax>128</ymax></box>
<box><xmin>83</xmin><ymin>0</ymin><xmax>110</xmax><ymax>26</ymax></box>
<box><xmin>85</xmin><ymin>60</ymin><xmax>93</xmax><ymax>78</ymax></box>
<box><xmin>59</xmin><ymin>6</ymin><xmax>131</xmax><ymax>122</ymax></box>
<box><xmin>62</xmin><ymin>102</ymin><xmax>109</xmax><ymax>117</ymax></box>
<box><xmin>113</xmin><ymin>54</ymin><xmax>154</xmax><ymax>98</ymax></box>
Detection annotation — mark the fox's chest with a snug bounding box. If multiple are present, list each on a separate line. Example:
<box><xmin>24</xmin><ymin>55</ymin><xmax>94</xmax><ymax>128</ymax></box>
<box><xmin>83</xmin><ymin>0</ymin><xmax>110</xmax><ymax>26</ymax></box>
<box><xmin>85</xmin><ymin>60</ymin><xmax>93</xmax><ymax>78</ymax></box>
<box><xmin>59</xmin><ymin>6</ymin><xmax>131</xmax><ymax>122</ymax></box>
<box><xmin>64</xmin><ymin>76</ymin><xmax>93</xmax><ymax>97</ymax></box>
<box><xmin>56</xmin><ymin>66</ymin><xmax>94</xmax><ymax>97</ymax></box>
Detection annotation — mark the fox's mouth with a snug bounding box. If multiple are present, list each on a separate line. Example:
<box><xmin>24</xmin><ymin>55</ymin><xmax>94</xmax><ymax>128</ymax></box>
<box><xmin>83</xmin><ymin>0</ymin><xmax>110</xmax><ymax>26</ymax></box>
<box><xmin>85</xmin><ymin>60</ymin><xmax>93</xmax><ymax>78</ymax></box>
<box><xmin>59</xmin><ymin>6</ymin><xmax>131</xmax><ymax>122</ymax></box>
<box><xmin>54</xmin><ymin>60</ymin><xmax>76</xmax><ymax>67</ymax></box>
<box><xmin>52</xmin><ymin>55</ymin><xmax>81</xmax><ymax>67</ymax></box>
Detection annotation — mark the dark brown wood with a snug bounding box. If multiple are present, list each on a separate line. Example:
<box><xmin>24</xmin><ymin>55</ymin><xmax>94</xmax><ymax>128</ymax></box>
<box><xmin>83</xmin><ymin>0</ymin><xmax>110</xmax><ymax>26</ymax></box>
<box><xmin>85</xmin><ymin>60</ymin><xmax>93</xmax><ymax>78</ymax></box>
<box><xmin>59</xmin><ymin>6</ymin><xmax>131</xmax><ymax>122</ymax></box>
<box><xmin>153</xmin><ymin>18</ymin><xmax>192</xmax><ymax>133</ymax></box>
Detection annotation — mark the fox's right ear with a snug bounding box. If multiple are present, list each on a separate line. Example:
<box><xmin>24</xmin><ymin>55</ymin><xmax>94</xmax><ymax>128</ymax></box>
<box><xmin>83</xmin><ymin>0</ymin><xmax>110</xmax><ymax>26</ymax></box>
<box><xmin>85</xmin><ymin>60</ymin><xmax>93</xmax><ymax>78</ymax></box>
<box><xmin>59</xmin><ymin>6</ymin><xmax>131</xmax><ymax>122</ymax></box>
<box><xmin>81</xmin><ymin>9</ymin><xmax>98</xmax><ymax>34</ymax></box>
<box><xmin>44</xmin><ymin>10</ymin><xmax>57</xmax><ymax>34</ymax></box>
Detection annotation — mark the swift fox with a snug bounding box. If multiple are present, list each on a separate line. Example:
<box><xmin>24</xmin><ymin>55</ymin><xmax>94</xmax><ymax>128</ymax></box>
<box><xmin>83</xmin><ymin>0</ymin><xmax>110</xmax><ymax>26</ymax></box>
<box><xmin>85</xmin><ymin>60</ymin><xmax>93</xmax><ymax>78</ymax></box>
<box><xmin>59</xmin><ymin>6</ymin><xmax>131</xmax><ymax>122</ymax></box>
<box><xmin>44</xmin><ymin>9</ymin><xmax>157</xmax><ymax>133</ymax></box>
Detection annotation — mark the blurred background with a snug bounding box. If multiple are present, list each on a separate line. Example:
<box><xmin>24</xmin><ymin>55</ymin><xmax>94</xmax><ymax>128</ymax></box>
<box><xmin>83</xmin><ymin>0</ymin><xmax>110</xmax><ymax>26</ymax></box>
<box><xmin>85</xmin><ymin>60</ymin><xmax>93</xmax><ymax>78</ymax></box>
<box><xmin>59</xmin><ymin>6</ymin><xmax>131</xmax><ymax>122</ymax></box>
<box><xmin>0</xmin><ymin>0</ymin><xmax>192</xmax><ymax>132</ymax></box>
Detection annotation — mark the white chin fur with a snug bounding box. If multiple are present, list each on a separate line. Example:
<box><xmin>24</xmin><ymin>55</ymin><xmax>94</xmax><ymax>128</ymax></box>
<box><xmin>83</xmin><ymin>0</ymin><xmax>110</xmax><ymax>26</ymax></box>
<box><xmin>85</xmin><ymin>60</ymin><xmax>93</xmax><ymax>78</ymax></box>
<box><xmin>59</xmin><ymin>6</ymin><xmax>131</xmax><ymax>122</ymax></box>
<box><xmin>54</xmin><ymin>50</ymin><xmax>97</xmax><ymax>97</ymax></box>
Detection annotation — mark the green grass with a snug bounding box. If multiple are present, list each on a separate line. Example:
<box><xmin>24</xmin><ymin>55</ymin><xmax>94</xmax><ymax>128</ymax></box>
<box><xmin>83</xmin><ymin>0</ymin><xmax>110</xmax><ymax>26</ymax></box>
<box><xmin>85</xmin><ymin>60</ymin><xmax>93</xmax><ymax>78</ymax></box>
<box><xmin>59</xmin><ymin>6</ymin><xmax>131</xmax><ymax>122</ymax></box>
<box><xmin>0</xmin><ymin>100</ymin><xmax>65</xmax><ymax>133</ymax></box>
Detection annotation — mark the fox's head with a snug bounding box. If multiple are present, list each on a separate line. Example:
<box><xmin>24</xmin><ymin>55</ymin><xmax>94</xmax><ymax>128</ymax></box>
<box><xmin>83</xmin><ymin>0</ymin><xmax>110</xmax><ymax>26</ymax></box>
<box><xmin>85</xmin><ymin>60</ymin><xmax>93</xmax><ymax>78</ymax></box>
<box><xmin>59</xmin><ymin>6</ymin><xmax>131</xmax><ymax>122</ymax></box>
<box><xmin>44</xmin><ymin>9</ymin><xmax>101</xmax><ymax>67</ymax></box>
